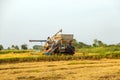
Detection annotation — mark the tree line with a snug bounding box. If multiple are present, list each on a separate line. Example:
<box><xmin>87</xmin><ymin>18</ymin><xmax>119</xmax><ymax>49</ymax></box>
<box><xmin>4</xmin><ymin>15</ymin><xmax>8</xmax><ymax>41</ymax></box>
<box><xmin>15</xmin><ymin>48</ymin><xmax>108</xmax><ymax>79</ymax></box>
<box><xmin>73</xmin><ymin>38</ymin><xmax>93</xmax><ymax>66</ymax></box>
<box><xmin>0</xmin><ymin>39</ymin><xmax>120</xmax><ymax>50</ymax></box>
<box><xmin>0</xmin><ymin>44</ymin><xmax>42</xmax><ymax>50</ymax></box>
<box><xmin>0</xmin><ymin>44</ymin><xmax>28</xmax><ymax>50</ymax></box>
<box><xmin>73</xmin><ymin>39</ymin><xmax>120</xmax><ymax>48</ymax></box>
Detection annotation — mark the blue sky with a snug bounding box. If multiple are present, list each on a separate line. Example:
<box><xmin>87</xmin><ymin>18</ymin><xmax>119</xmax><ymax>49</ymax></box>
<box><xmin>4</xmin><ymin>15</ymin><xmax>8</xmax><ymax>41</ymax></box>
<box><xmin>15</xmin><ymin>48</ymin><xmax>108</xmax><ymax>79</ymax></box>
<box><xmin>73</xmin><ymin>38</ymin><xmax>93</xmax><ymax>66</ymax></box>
<box><xmin>0</xmin><ymin>0</ymin><xmax>120</xmax><ymax>48</ymax></box>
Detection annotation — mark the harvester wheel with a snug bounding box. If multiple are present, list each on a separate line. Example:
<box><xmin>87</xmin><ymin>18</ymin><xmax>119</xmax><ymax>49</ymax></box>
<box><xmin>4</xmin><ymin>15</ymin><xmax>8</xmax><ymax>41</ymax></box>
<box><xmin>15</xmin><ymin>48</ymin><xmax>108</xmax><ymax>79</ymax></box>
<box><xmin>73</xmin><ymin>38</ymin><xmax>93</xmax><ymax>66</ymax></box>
<box><xmin>66</xmin><ymin>45</ymin><xmax>75</xmax><ymax>55</ymax></box>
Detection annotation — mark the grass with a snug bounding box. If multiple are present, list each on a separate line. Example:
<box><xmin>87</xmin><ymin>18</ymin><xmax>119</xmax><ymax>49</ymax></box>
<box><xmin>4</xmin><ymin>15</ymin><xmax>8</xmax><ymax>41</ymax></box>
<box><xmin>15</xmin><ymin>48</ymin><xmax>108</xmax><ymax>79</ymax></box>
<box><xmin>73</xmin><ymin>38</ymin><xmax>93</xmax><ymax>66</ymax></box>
<box><xmin>78</xmin><ymin>46</ymin><xmax>120</xmax><ymax>54</ymax></box>
<box><xmin>0</xmin><ymin>51</ymin><xmax>120</xmax><ymax>64</ymax></box>
<box><xmin>0</xmin><ymin>46</ymin><xmax>120</xmax><ymax>64</ymax></box>
<box><xmin>0</xmin><ymin>50</ymin><xmax>32</xmax><ymax>54</ymax></box>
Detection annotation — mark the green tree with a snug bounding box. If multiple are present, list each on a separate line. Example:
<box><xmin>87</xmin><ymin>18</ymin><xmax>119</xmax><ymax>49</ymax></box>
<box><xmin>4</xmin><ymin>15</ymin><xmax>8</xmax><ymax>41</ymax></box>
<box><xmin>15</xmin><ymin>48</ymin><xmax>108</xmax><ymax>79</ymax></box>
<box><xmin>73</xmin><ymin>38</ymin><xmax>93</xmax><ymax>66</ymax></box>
<box><xmin>0</xmin><ymin>44</ymin><xmax>4</xmax><ymax>50</ymax></box>
<box><xmin>33</xmin><ymin>45</ymin><xmax>42</xmax><ymax>50</ymax></box>
<box><xmin>98</xmin><ymin>41</ymin><xmax>106</xmax><ymax>47</ymax></box>
<box><xmin>21</xmin><ymin>44</ymin><xmax>28</xmax><ymax>50</ymax></box>
<box><xmin>78</xmin><ymin>42</ymin><xmax>91</xmax><ymax>48</ymax></box>
<box><xmin>7</xmin><ymin>47</ymin><xmax>11</xmax><ymax>50</ymax></box>
<box><xmin>73</xmin><ymin>39</ymin><xmax>79</xmax><ymax>48</ymax></box>
<box><xmin>14</xmin><ymin>45</ymin><xmax>19</xmax><ymax>50</ymax></box>
<box><xmin>93</xmin><ymin>39</ymin><xmax>98</xmax><ymax>47</ymax></box>
<box><xmin>11</xmin><ymin>45</ymin><xmax>15</xmax><ymax>49</ymax></box>
<box><xmin>93</xmin><ymin>39</ymin><xmax>107</xmax><ymax>47</ymax></box>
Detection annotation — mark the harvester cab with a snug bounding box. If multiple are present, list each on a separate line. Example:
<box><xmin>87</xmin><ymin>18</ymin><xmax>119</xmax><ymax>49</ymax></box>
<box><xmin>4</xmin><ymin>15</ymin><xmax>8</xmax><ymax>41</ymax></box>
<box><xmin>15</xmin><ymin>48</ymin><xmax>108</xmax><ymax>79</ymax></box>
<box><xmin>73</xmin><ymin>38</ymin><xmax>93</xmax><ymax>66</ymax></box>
<box><xmin>29</xmin><ymin>29</ymin><xmax>75</xmax><ymax>55</ymax></box>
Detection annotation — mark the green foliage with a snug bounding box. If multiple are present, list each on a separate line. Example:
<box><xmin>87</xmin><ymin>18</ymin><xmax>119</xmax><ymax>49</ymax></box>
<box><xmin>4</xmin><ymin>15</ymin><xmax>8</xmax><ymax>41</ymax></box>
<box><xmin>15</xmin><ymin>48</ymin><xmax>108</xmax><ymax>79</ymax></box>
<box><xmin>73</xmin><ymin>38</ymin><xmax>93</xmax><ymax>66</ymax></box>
<box><xmin>73</xmin><ymin>39</ymin><xmax>78</xmax><ymax>48</ymax></box>
<box><xmin>21</xmin><ymin>44</ymin><xmax>28</xmax><ymax>50</ymax></box>
<box><xmin>33</xmin><ymin>45</ymin><xmax>42</xmax><ymax>50</ymax></box>
<box><xmin>79</xmin><ymin>46</ymin><xmax>120</xmax><ymax>54</ymax></box>
<box><xmin>7</xmin><ymin>47</ymin><xmax>11</xmax><ymax>50</ymax></box>
<box><xmin>11</xmin><ymin>45</ymin><xmax>15</xmax><ymax>49</ymax></box>
<box><xmin>73</xmin><ymin>39</ymin><xmax>91</xmax><ymax>48</ymax></box>
<box><xmin>78</xmin><ymin>46</ymin><xmax>120</xmax><ymax>59</ymax></box>
<box><xmin>11</xmin><ymin>45</ymin><xmax>19</xmax><ymax>50</ymax></box>
<box><xmin>0</xmin><ymin>44</ymin><xmax>4</xmax><ymax>50</ymax></box>
<box><xmin>78</xmin><ymin>42</ymin><xmax>91</xmax><ymax>48</ymax></box>
<box><xmin>14</xmin><ymin>45</ymin><xmax>19</xmax><ymax>50</ymax></box>
<box><xmin>93</xmin><ymin>39</ymin><xmax>107</xmax><ymax>47</ymax></box>
<box><xmin>73</xmin><ymin>39</ymin><xmax>108</xmax><ymax>48</ymax></box>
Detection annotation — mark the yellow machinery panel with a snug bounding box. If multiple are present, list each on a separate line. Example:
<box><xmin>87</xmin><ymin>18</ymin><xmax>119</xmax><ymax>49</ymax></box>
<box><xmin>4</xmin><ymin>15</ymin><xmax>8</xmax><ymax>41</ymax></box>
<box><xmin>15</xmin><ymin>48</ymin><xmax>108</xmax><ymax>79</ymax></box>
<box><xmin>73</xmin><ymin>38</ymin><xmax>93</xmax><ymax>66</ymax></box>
<box><xmin>55</xmin><ymin>34</ymin><xmax>73</xmax><ymax>41</ymax></box>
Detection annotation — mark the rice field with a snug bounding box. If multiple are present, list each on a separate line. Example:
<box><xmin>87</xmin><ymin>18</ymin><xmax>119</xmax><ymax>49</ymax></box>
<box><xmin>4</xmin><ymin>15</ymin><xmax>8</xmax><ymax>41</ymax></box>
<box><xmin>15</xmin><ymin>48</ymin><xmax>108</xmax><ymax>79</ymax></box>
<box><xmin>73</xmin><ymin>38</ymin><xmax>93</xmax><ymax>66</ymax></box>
<box><xmin>0</xmin><ymin>59</ymin><xmax>120</xmax><ymax>80</ymax></box>
<box><xmin>0</xmin><ymin>49</ymin><xmax>120</xmax><ymax>80</ymax></box>
<box><xmin>0</xmin><ymin>50</ymin><xmax>120</xmax><ymax>64</ymax></box>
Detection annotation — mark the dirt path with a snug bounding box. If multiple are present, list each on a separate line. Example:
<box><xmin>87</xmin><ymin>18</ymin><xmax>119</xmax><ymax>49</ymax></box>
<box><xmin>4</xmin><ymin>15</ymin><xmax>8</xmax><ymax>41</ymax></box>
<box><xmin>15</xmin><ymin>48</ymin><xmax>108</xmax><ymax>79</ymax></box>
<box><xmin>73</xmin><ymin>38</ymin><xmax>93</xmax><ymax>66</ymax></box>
<box><xmin>0</xmin><ymin>59</ymin><xmax>120</xmax><ymax>80</ymax></box>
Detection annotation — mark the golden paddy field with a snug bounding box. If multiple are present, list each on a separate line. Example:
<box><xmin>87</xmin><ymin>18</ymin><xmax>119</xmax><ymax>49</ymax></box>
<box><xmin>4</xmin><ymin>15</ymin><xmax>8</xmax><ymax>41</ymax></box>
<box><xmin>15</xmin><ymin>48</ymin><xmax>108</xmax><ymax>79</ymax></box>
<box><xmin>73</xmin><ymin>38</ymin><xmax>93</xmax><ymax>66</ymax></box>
<box><xmin>0</xmin><ymin>59</ymin><xmax>120</xmax><ymax>80</ymax></box>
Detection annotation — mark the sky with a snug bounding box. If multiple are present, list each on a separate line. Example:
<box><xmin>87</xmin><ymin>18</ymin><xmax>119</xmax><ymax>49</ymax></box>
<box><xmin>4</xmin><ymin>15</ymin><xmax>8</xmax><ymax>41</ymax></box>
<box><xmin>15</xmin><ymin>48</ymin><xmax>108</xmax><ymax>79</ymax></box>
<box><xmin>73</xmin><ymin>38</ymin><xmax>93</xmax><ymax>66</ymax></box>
<box><xmin>0</xmin><ymin>0</ymin><xmax>120</xmax><ymax>48</ymax></box>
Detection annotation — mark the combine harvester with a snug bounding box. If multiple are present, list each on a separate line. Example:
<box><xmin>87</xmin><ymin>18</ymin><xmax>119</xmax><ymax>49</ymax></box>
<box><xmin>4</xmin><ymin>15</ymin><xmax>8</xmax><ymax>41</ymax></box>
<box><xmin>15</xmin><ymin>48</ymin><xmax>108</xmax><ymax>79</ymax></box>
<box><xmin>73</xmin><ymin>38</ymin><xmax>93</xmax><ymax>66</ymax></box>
<box><xmin>29</xmin><ymin>29</ymin><xmax>75</xmax><ymax>55</ymax></box>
